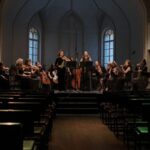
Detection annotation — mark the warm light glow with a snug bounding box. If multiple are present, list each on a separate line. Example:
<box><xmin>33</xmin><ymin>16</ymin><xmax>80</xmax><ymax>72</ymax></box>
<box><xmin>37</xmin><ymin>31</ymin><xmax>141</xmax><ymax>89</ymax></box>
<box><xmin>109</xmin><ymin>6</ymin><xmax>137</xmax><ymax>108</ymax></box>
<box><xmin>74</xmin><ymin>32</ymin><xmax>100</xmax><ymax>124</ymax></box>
<box><xmin>0</xmin><ymin>122</ymin><xmax>20</xmax><ymax>126</ymax></box>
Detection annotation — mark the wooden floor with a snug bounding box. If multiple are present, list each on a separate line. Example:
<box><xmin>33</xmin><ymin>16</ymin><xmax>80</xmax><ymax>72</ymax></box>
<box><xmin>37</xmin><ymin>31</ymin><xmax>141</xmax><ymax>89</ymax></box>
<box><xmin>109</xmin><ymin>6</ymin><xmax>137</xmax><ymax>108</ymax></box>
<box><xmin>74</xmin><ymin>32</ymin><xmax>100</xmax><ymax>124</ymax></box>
<box><xmin>48</xmin><ymin>116</ymin><xmax>127</xmax><ymax>150</ymax></box>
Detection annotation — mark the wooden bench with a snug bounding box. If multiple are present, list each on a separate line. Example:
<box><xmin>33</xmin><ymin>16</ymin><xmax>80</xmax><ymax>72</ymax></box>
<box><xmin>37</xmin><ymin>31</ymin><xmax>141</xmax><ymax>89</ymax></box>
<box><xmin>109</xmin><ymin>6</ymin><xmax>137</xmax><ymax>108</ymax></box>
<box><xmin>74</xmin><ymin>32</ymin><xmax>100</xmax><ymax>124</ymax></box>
<box><xmin>0</xmin><ymin>122</ymin><xmax>36</xmax><ymax>150</ymax></box>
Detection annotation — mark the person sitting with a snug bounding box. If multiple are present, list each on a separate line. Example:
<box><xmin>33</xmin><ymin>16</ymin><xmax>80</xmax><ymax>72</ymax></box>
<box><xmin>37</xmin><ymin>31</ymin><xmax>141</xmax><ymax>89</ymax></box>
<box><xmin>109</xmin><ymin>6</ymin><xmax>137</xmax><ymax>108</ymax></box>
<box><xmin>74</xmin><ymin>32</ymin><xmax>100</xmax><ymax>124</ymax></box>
<box><xmin>94</xmin><ymin>61</ymin><xmax>106</xmax><ymax>92</ymax></box>
<box><xmin>15</xmin><ymin>58</ymin><xmax>32</xmax><ymax>89</ymax></box>
<box><xmin>105</xmin><ymin>61</ymin><xmax>120</xmax><ymax>92</ymax></box>
<box><xmin>133</xmin><ymin>58</ymin><xmax>148</xmax><ymax>91</ymax></box>
<box><xmin>135</xmin><ymin>58</ymin><xmax>147</xmax><ymax>77</ymax></box>
<box><xmin>121</xmin><ymin>59</ymin><xmax>132</xmax><ymax>90</ymax></box>
<box><xmin>0</xmin><ymin>62</ymin><xmax>9</xmax><ymax>89</ymax></box>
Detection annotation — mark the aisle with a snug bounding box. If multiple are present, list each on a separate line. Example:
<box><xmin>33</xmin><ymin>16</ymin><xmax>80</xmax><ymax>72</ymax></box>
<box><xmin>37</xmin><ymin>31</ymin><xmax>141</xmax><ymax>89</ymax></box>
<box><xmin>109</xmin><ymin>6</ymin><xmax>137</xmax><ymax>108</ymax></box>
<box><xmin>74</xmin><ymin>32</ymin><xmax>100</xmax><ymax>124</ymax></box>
<box><xmin>48</xmin><ymin>116</ymin><xmax>127</xmax><ymax>150</ymax></box>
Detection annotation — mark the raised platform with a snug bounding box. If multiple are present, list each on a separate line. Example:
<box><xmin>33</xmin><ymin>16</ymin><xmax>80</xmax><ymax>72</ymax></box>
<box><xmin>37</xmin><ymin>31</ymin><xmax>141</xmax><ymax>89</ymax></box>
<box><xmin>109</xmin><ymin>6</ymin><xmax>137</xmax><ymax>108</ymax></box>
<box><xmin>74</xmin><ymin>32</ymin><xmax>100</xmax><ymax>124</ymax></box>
<box><xmin>53</xmin><ymin>90</ymin><xmax>101</xmax><ymax>116</ymax></box>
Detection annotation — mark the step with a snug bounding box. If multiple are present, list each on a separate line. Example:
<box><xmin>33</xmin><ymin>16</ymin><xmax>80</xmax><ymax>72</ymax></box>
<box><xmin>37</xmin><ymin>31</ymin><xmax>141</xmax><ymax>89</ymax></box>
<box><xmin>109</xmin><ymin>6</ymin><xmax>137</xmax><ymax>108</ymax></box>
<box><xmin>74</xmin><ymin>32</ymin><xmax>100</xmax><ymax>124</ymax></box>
<box><xmin>56</xmin><ymin>113</ymin><xmax>100</xmax><ymax>117</ymax></box>
<box><xmin>55</xmin><ymin>97</ymin><xmax>98</xmax><ymax>102</ymax></box>
<box><xmin>57</xmin><ymin>101</ymin><xmax>97</xmax><ymax>104</ymax></box>
<box><xmin>56</xmin><ymin>107</ymin><xmax>99</xmax><ymax>114</ymax></box>
<box><xmin>57</xmin><ymin>102</ymin><xmax>98</xmax><ymax>108</ymax></box>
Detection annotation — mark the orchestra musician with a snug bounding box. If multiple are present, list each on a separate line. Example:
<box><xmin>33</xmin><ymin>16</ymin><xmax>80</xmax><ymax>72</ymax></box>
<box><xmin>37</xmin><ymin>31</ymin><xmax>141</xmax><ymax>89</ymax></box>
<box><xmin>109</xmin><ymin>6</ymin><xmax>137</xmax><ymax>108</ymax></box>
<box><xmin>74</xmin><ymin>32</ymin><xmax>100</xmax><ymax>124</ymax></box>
<box><xmin>105</xmin><ymin>62</ymin><xmax>117</xmax><ymax>91</ymax></box>
<box><xmin>80</xmin><ymin>50</ymin><xmax>92</xmax><ymax>62</ymax></box>
<box><xmin>121</xmin><ymin>59</ymin><xmax>132</xmax><ymax>89</ymax></box>
<box><xmin>80</xmin><ymin>50</ymin><xmax>92</xmax><ymax>90</ymax></box>
<box><xmin>16</xmin><ymin>58</ymin><xmax>24</xmax><ymax>75</ymax></box>
<box><xmin>24</xmin><ymin>58</ymin><xmax>39</xmax><ymax>77</ymax></box>
<box><xmin>15</xmin><ymin>58</ymin><xmax>40</xmax><ymax>89</ymax></box>
<box><xmin>133</xmin><ymin>58</ymin><xmax>148</xmax><ymax>90</ymax></box>
<box><xmin>94</xmin><ymin>61</ymin><xmax>106</xmax><ymax>92</ymax></box>
<box><xmin>0</xmin><ymin>62</ymin><xmax>9</xmax><ymax>89</ymax></box>
<box><xmin>55</xmin><ymin>49</ymin><xmax>71</xmax><ymax>90</ymax></box>
<box><xmin>121</xmin><ymin>59</ymin><xmax>132</xmax><ymax>81</ymax></box>
<box><xmin>135</xmin><ymin>58</ymin><xmax>148</xmax><ymax>76</ymax></box>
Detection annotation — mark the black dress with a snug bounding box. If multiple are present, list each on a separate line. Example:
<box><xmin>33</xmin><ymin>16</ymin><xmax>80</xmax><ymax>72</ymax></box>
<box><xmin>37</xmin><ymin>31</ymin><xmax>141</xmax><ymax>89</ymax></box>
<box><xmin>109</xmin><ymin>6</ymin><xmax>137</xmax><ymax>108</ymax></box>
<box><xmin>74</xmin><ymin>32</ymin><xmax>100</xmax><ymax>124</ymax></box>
<box><xmin>55</xmin><ymin>57</ymin><xmax>66</xmax><ymax>90</ymax></box>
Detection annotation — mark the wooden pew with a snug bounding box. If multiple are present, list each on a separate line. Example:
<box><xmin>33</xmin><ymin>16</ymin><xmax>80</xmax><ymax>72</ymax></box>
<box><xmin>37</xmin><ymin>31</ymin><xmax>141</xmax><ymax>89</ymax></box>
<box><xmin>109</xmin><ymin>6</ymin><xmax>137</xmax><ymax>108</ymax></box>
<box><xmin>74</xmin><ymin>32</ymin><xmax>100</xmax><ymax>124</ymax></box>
<box><xmin>0</xmin><ymin>122</ymin><xmax>36</xmax><ymax>150</ymax></box>
<box><xmin>0</xmin><ymin>122</ymin><xmax>23</xmax><ymax>150</ymax></box>
<box><xmin>0</xmin><ymin>109</ymin><xmax>34</xmax><ymax>137</ymax></box>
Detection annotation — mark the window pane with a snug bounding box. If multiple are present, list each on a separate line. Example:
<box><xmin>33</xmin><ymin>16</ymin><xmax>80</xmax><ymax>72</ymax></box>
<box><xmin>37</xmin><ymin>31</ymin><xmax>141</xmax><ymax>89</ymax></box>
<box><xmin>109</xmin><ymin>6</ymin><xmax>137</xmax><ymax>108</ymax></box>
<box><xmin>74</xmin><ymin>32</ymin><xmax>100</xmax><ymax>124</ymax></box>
<box><xmin>29</xmin><ymin>32</ymin><xmax>32</xmax><ymax>39</ymax></box>
<box><xmin>104</xmin><ymin>57</ymin><xmax>109</xmax><ymax>64</ymax></box>
<box><xmin>110</xmin><ymin>56</ymin><xmax>113</xmax><ymax>62</ymax></box>
<box><xmin>104</xmin><ymin>43</ymin><xmax>109</xmax><ymax>50</ymax></box>
<box><xmin>110</xmin><ymin>49</ymin><xmax>113</xmax><ymax>56</ymax></box>
<box><xmin>29</xmin><ymin>40</ymin><xmax>33</xmax><ymax>47</ymax></box>
<box><xmin>104</xmin><ymin>35</ymin><xmax>109</xmax><ymax>41</ymax></box>
<box><xmin>29</xmin><ymin>48</ymin><xmax>33</xmax><ymax>55</ymax></box>
<box><xmin>110</xmin><ymin>42</ymin><xmax>114</xmax><ymax>49</ymax></box>
<box><xmin>34</xmin><ymin>34</ymin><xmax>38</xmax><ymax>40</ymax></box>
<box><xmin>104</xmin><ymin>50</ymin><xmax>109</xmax><ymax>56</ymax></box>
<box><xmin>110</xmin><ymin>34</ymin><xmax>114</xmax><ymax>40</ymax></box>
<box><xmin>29</xmin><ymin>55</ymin><xmax>32</xmax><ymax>60</ymax></box>
<box><xmin>34</xmin><ymin>42</ymin><xmax>38</xmax><ymax>48</ymax></box>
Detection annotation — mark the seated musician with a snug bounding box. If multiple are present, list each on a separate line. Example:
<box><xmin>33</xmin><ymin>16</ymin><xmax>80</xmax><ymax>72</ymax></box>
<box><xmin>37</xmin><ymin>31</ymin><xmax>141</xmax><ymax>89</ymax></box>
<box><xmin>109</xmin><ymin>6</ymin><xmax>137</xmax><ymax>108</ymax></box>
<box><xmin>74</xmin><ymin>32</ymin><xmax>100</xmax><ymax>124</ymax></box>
<box><xmin>35</xmin><ymin>61</ymin><xmax>42</xmax><ymax>70</ymax></box>
<box><xmin>0</xmin><ymin>62</ymin><xmax>9</xmax><ymax>89</ymax></box>
<box><xmin>55</xmin><ymin>49</ymin><xmax>70</xmax><ymax>91</ymax></box>
<box><xmin>9</xmin><ymin>64</ymin><xmax>19</xmax><ymax>89</ymax></box>
<box><xmin>94</xmin><ymin>61</ymin><xmax>106</xmax><ymax>92</ymax></box>
<box><xmin>16</xmin><ymin>58</ymin><xmax>25</xmax><ymax>76</ymax></box>
<box><xmin>135</xmin><ymin>58</ymin><xmax>147</xmax><ymax>76</ymax></box>
<box><xmin>15</xmin><ymin>58</ymin><xmax>31</xmax><ymax>89</ymax></box>
<box><xmin>24</xmin><ymin>59</ymin><xmax>41</xmax><ymax>78</ymax></box>
<box><xmin>133</xmin><ymin>59</ymin><xmax>148</xmax><ymax>90</ymax></box>
<box><xmin>80</xmin><ymin>50</ymin><xmax>92</xmax><ymax>90</ymax></box>
<box><xmin>105</xmin><ymin>61</ymin><xmax>119</xmax><ymax>92</ymax></box>
<box><xmin>121</xmin><ymin>59</ymin><xmax>132</xmax><ymax>89</ymax></box>
<box><xmin>24</xmin><ymin>58</ymin><xmax>33</xmax><ymax>76</ymax></box>
<box><xmin>121</xmin><ymin>59</ymin><xmax>132</xmax><ymax>80</ymax></box>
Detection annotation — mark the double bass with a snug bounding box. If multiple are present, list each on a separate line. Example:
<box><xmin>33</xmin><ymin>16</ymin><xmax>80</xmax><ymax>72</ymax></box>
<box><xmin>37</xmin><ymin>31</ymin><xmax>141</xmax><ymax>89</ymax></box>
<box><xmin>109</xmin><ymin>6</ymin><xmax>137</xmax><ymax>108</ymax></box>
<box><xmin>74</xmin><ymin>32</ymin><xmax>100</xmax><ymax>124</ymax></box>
<box><xmin>71</xmin><ymin>65</ymin><xmax>81</xmax><ymax>90</ymax></box>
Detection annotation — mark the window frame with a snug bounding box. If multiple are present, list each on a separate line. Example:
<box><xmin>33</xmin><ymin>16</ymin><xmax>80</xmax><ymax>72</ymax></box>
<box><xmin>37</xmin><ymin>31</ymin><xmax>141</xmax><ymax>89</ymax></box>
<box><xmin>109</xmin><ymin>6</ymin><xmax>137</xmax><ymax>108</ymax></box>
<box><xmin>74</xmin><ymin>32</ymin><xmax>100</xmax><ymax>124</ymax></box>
<box><xmin>28</xmin><ymin>27</ymin><xmax>40</xmax><ymax>65</ymax></box>
<box><xmin>102</xmin><ymin>29</ymin><xmax>115</xmax><ymax>68</ymax></box>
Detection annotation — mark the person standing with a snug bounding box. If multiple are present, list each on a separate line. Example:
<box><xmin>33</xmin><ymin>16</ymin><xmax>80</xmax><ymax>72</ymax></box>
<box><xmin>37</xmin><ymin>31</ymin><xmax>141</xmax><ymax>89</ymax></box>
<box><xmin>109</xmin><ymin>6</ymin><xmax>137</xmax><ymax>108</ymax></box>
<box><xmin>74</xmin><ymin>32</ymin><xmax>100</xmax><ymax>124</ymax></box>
<box><xmin>55</xmin><ymin>50</ymin><xmax>70</xmax><ymax>91</ymax></box>
<box><xmin>80</xmin><ymin>50</ymin><xmax>92</xmax><ymax>91</ymax></box>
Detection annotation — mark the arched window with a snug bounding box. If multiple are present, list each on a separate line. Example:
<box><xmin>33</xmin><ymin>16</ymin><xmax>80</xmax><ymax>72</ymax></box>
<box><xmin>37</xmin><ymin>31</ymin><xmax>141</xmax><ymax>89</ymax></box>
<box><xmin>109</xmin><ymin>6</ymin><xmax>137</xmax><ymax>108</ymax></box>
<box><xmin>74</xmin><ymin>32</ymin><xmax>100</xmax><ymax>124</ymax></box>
<box><xmin>28</xmin><ymin>27</ymin><xmax>39</xmax><ymax>65</ymax></box>
<box><xmin>103</xmin><ymin>29</ymin><xmax>114</xmax><ymax>67</ymax></box>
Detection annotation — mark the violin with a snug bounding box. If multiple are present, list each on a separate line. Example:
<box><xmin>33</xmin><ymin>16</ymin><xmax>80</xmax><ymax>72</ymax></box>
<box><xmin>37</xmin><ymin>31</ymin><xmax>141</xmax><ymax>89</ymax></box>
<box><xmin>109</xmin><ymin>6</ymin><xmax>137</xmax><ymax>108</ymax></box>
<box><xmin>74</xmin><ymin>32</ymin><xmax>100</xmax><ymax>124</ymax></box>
<box><xmin>57</xmin><ymin>56</ymin><xmax>71</xmax><ymax>69</ymax></box>
<box><xmin>62</xmin><ymin>56</ymin><xmax>71</xmax><ymax>62</ymax></box>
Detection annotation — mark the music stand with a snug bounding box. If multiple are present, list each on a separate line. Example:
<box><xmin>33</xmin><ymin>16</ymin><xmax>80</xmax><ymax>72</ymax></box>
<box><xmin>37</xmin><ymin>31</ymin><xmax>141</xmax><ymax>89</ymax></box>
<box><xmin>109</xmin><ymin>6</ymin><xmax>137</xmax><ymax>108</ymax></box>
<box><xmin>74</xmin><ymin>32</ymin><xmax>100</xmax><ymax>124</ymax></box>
<box><xmin>66</xmin><ymin>61</ymin><xmax>77</xmax><ymax>69</ymax></box>
<box><xmin>80</xmin><ymin>61</ymin><xmax>93</xmax><ymax>69</ymax></box>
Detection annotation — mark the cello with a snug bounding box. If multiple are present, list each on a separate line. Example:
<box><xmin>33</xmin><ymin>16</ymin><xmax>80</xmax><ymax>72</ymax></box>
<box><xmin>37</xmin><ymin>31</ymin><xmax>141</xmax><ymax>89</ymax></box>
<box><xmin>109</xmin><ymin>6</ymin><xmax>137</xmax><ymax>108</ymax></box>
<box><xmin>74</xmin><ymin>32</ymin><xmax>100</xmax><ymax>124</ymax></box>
<box><xmin>40</xmin><ymin>70</ymin><xmax>51</xmax><ymax>85</ymax></box>
<box><xmin>71</xmin><ymin>66</ymin><xmax>81</xmax><ymax>90</ymax></box>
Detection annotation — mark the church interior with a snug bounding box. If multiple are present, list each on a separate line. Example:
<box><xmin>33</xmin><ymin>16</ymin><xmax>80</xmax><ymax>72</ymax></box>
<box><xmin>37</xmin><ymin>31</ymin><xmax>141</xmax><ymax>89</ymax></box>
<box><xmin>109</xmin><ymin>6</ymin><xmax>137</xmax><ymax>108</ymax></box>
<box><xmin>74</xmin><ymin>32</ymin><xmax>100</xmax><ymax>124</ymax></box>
<box><xmin>0</xmin><ymin>0</ymin><xmax>150</xmax><ymax>150</ymax></box>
